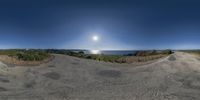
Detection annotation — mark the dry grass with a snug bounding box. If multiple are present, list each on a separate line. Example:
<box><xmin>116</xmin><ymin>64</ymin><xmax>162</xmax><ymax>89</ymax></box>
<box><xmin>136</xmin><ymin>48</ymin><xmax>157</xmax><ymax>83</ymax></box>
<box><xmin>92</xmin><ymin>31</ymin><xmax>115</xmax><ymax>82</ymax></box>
<box><xmin>116</xmin><ymin>54</ymin><xmax>167</xmax><ymax>63</ymax></box>
<box><xmin>0</xmin><ymin>55</ymin><xmax>54</xmax><ymax>66</ymax></box>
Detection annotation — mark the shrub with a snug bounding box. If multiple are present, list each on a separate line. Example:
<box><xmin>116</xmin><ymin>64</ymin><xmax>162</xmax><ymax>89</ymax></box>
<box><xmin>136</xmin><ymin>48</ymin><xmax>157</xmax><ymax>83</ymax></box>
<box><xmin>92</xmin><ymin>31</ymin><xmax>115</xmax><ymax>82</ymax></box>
<box><xmin>161</xmin><ymin>49</ymin><xmax>172</xmax><ymax>54</ymax></box>
<box><xmin>16</xmin><ymin>50</ymin><xmax>50</xmax><ymax>61</ymax></box>
<box><xmin>86</xmin><ymin>55</ymin><xmax>92</xmax><ymax>59</ymax></box>
<box><xmin>78</xmin><ymin>51</ymin><xmax>84</xmax><ymax>54</ymax></box>
<box><xmin>135</xmin><ymin>51</ymin><xmax>153</xmax><ymax>56</ymax></box>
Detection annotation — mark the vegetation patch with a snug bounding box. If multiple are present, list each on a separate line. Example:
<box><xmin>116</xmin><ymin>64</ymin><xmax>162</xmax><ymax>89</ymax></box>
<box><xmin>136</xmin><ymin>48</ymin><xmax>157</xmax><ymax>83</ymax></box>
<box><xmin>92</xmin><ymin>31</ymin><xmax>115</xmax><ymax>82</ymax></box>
<box><xmin>16</xmin><ymin>50</ymin><xmax>50</xmax><ymax>61</ymax></box>
<box><xmin>134</xmin><ymin>49</ymin><xmax>172</xmax><ymax>56</ymax></box>
<box><xmin>0</xmin><ymin>49</ymin><xmax>52</xmax><ymax>65</ymax></box>
<box><xmin>52</xmin><ymin>49</ymin><xmax>173</xmax><ymax>63</ymax></box>
<box><xmin>0</xmin><ymin>49</ymin><xmax>173</xmax><ymax>64</ymax></box>
<box><xmin>180</xmin><ymin>50</ymin><xmax>200</xmax><ymax>56</ymax></box>
<box><xmin>0</xmin><ymin>49</ymin><xmax>50</xmax><ymax>61</ymax></box>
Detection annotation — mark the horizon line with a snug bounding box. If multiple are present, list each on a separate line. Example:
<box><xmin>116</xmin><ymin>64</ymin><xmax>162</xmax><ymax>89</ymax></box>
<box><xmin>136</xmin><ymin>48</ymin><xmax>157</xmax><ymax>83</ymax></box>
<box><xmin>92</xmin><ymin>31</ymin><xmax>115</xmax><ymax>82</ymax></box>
<box><xmin>0</xmin><ymin>48</ymin><xmax>200</xmax><ymax>51</ymax></box>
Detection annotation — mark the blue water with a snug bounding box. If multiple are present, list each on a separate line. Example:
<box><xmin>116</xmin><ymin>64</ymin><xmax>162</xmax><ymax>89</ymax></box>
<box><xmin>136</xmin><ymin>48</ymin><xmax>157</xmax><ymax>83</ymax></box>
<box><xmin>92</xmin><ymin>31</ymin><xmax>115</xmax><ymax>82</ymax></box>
<box><xmin>84</xmin><ymin>50</ymin><xmax>137</xmax><ymax>55</ymax></box>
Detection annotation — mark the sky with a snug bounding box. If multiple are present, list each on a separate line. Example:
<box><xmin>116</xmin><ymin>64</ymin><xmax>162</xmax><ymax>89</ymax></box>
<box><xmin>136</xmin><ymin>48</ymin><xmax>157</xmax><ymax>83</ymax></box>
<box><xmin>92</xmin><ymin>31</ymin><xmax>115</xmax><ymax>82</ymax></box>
<box><xmin>0</xmin><ymin>0</ymin><xmax>200</xmax><ymax>50</ymax></box>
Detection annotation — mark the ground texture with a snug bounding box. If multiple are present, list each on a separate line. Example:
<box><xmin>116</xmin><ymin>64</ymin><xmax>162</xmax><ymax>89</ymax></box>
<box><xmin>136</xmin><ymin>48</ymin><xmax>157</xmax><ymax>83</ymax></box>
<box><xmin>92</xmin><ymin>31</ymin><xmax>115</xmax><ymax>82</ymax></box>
<box><xmin>0</xmin><ymin>52</ymin><xmax>200</xmax><ymax>100</ymax></box>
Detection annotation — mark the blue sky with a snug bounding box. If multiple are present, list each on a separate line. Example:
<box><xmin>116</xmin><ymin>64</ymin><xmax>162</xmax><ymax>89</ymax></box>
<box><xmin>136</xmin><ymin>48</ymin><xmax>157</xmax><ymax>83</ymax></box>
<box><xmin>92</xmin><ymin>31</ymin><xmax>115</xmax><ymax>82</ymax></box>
<box><xmin>0</xmin><ymin>0</ymin><xmax>200</xmax><ymax>50</ymax></box>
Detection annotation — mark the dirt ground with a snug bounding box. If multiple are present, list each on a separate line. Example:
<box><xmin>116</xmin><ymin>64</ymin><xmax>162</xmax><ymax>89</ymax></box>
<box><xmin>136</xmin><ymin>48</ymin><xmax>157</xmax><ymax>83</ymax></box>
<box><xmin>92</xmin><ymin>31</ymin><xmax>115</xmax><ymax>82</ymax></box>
<box><xmin>0</xmin><ymin>52</ymin><xmax>200</xmax><ymax>100</ymax></box>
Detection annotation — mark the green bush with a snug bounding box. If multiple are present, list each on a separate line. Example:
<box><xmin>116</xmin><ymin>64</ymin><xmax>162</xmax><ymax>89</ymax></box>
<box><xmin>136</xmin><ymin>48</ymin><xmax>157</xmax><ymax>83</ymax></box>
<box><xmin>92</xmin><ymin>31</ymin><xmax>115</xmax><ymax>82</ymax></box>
<box><xmin>78</xmin><ymin>51</ymin><xmax>84</xmax><ymax>54</ymax></box>
<box><xmin>16</xmin><ymin>50</ymin><xmax>50</xmax><ymax>61</ymax></box>
<box><xmin>161</xmin><ymin>49</ymin><xmax>172</xmax><ymax>54</ymax></box>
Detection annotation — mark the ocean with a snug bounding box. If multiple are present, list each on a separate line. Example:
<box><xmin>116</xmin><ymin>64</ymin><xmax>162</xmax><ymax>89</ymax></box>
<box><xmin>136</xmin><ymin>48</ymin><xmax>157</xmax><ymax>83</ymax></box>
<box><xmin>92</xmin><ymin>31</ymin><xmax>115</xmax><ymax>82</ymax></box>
<box><xmin>84</xmin><ymin>50</ymin><xmax>137</xmax><ymax>55</ymax></box>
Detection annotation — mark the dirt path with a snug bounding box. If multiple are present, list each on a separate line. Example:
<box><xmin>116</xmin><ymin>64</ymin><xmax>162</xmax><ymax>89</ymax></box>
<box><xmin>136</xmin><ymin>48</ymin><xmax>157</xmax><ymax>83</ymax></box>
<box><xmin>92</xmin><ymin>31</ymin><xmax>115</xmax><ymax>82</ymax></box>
<box><xmin>0</xmin><ymin>52</ymin><xmax>200</xmax><ymax>100</ymax></box>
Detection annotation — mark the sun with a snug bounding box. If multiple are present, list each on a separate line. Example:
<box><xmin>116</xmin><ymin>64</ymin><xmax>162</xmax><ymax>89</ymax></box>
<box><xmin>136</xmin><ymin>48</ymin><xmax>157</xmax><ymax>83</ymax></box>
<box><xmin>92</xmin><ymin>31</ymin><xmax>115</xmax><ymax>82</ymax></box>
<box><xmin>92</xmin><ymin>35</ymin><xmax>99</xmax><ymax>41</ymax></box>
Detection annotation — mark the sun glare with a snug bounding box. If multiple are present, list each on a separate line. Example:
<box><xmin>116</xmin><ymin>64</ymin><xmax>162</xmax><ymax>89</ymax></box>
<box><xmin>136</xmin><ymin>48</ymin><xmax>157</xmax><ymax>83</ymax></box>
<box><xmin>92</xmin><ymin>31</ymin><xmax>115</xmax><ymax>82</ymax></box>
<box><xmin>90</xmin><ymin>50</ymin><xmax>101</xmax><ymax>54</ymax></box>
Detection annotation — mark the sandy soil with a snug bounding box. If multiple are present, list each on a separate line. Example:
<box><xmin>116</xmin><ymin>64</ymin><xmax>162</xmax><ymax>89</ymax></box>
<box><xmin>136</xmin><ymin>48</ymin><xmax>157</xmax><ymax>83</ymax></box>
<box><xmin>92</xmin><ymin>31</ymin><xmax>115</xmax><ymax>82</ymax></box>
<box><xmin>0</xmin><ymin>52</ymin><xmax>200</xmax><ymax>100</ymax></box>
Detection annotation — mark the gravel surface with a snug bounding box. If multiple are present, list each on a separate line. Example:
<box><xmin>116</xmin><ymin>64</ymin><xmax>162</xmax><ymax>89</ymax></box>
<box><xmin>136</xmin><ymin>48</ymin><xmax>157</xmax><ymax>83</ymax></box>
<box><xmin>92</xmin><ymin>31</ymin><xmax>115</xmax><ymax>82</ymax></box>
<box><xmin>0</xmin><ymin>52</ymin><xmax>200</xmax><ymax>100</ymax></box>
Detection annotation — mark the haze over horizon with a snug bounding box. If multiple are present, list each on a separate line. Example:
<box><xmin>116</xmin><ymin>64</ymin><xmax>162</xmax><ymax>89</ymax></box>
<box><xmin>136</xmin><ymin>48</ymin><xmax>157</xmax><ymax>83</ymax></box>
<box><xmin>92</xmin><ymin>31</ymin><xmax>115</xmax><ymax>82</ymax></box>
<box><xmin>0</xmin><ymin>0</ymin><xmax>200</xmax><ymax>50</ymax></box>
